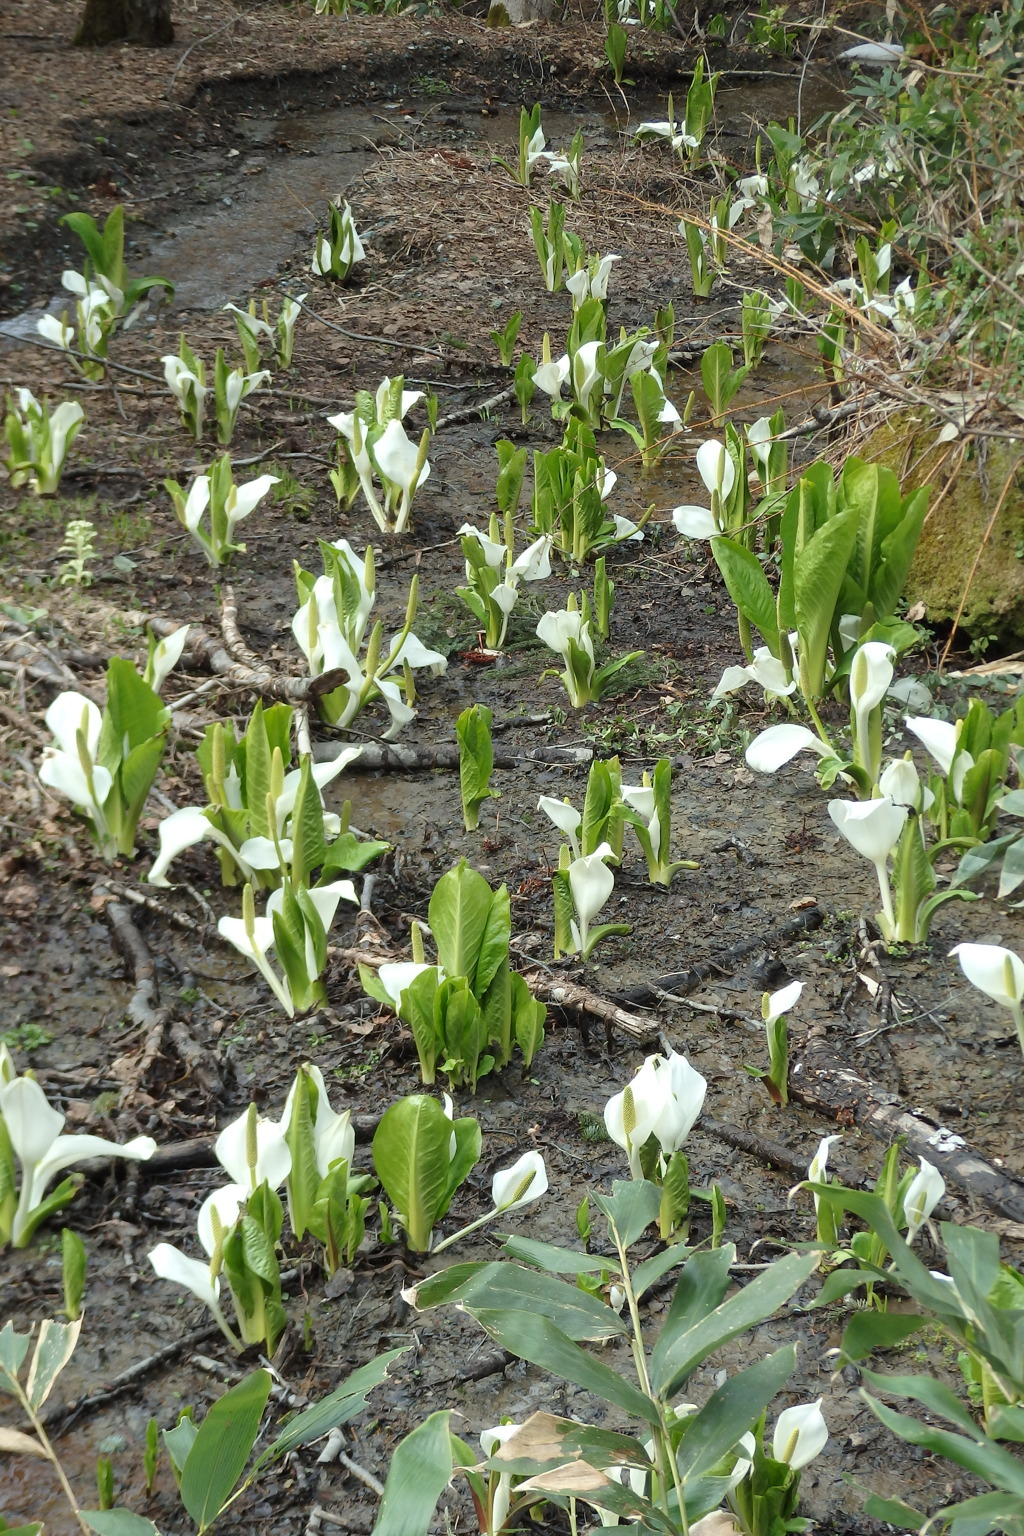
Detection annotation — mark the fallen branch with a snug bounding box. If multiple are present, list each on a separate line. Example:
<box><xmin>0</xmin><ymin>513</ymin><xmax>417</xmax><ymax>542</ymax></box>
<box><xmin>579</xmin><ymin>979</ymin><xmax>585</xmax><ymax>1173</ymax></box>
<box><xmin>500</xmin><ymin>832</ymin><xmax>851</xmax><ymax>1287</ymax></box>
<box><xmin>611</xmin><ymin>905</ymin><xmax>826</xmax><ymax>1008</ymax></box>
<box><xmin>792</xmin><ymin>1022</ymin><xmax>1024</xmax><ymax>1224</ymax></box>
<box><xmin>524</xmin><ymin>971</ymin><xmax>659</xmax><ymax>1043</ymax></box>
<box><xmin>312</xmin><ymin>741</ymin><xmax>593</xmax><ymax>771</ymax></box>
<box><xmin>220</xmin><ymin>583</ymin><xmax>263</xmax><ymax>668</ymax></box>
<box><xmin>143</xmin><ymin>614</ymin><xmax>348</xmax><ymax>705</ymax></box>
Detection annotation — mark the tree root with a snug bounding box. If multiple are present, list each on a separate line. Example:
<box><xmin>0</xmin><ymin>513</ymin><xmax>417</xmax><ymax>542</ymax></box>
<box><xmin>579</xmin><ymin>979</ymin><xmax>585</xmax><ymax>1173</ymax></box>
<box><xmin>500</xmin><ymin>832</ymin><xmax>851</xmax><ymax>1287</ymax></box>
<box><xmin>142</xmin><ymin>613</ymin><xmax>348</xmax><ymax>705</ymax></box>
<box><xmin>312</xmin><ymin>741</ymin><xmax>594</xmax><ymax>771</ymax></box>
<box><xmin>523</xmin><ymin>972</ymin><xmax>659</xmax><ymax>1043</ymax></box>
<box><xmin>792</xmin><ymin>1020</ymin><xmax>1024</xmax><ymax>1224</ymax></box>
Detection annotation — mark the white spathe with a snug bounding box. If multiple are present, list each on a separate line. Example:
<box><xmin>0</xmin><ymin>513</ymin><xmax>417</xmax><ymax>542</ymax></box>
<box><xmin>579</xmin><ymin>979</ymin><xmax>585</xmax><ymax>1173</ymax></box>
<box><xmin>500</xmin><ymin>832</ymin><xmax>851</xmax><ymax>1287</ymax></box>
<box><xmin>214</xmin><ymin>1106</ymin><xmax>292</xmax><ymax>1192</ymax></box>
<box><xmin>949</xmin><ymin>943</ymin><xmax>1024</xmax><ymax>1008</ymax></box>
<box><xmin>903</xmin><ymin>1158</ymin><xmax>945</xmax><ymax>1242</ymax></box>
<box><xmin>491</xmin><ymin>1150</ymin><xmax>548</xmax><ymax>1211</ymax></box>
<box><xmin>772</xmin><ymin>1399</ymin><xmax>828</xmax><ymax>1469</ymax></box>
<box><xmin>538</xmin><ymin>796</ymin><xmax>582</xmax><ymax>860</ymax></box>
<box><xmin>0</xmin><ymin>1073</ymin><xmax>155</xmax><ymax>1245</ymax></box>
<box><xmin>764</xmin><ymin>980</ymin><xmax>803</xmax><ymax>1026</ymax></box>
<box><xmin>745</xmin><ymin>724</ymin><xmax>831</xmax><ymax>774</ymax></box>
<box><xmin>828</xmin><ymin>796</ymin><xmax>907</xmax><ymax>864</ymax></box>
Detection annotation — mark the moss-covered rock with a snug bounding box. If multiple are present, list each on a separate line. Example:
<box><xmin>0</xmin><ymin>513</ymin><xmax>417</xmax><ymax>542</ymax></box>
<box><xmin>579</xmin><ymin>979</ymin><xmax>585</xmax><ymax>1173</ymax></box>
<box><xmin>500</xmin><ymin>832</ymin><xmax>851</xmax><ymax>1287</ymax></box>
<box><xmin>861</xmin><ymin>411</ymin><xmax>1024</xmax><ymax>643</ymax></box>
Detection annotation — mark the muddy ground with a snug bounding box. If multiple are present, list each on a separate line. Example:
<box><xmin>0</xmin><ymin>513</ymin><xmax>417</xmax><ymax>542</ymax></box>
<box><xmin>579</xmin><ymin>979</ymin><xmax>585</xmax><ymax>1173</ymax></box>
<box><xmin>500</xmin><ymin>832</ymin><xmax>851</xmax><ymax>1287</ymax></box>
<box><xmin>2</xmin><ymin>3</ymin><xmax>1024</xmax><ymax>1533</ymax></box>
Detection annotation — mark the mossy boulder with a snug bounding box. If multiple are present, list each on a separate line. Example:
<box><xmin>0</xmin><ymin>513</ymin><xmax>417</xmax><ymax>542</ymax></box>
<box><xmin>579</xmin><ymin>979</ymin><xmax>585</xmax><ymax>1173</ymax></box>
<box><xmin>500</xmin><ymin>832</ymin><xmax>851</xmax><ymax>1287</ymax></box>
<box><xmin>861</xmin><ymin>411</ymin><xmax>1024</xmax><ymax>644</ymax></box>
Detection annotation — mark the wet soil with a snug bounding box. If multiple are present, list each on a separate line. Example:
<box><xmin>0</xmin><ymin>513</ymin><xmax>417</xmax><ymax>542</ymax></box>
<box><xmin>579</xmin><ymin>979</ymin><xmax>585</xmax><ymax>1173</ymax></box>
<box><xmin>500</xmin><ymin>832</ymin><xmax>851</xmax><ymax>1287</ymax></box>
<box><xmin>2</xmin><ymin>6</ymin><xmax>1024</xmax><ymax>1535</ymax></box>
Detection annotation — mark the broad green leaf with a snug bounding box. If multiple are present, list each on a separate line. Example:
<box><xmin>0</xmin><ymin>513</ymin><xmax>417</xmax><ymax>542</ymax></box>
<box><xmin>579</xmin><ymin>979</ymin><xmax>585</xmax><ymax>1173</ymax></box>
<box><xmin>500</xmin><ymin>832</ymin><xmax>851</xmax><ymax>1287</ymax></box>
<box><xmin>372</xmin><ymin>1097</ymin><xmax>454</xmax><ymax>1253</ymax></box>
<box><xmin>26</xmin><ymin>1317</ymin><xmax>82</xmax><ymax>1408</ymax></box>
<box><xmin>399</xmin><ymin>966</ymin><xmax>443</xmax><ymax>1084</ymax></box>
<box><xmin>243</xmin><ymin>703</ymin><xmax>274</xmax><ymax>839</ymax></box>
<box><xmin>180</xmin><ymin>1369</ymin><xmax>273</xmax><ymax>1530</ymax></box>
<box><xmin>80</xmin><ymin>1513</ymin><xmax>161</xmax><ymax>1536</ymax></box>
<box><xmin>441</xmin><ymin>1114</ymin><xmax>482</xmax><ymax>1216</ymax></box>
<box><xmin>675</xmin><ymin>1344</ymin><xmax>798</xmax><ymax>1478</ymax></box>
<box><xmin>255</xmin><ymin>1349</ymin><xmax>405</xmax><ymax>1471</ymax></box>
<box><xmin>473</xmin><ymin>882</ymin><xmax>511</xmax><ymax>997</ymax></box>
<box><xmin>861</xmin><ymin>1370</ymin><xmax>997</xmax><ymax>1439</ymax></box>
<box><xmin>320</xmin><ymin>833</ymin><xmax>390</xmax><ymax>875</ymax></box>
<box><xmin>711</xmin><ymin>537</ymin><xmax>779</xmax><ymax>653</ymax></box>
<box><xmin>456</xmin><ymin>705</ymin><xmax>496</xmax><ymax>832</ymax></box>
<box><xmin>501</xmin><ymin>1235</ymin><xmax>615</xmax><ymax>1275</ymax></box>
<box><xmin>794</xmin><ymin>505</ymin><xmax>860</xmax><ymax>698</ymax></box>
<box><xmin>428</xmin><ymin>862</ymin><xmax>493</xmax><ymax>985</ymax></box>
<box><xmin>416</xmin><ymin>1259</ymin><xmax>625</xmax><ymax>1339</ymax></box>
<box><xmin>472</xmin><ymin>1308</ymin><xmax>658</xmax><ymax>1422</ymax></box>
<box><xmin>937</xmin><ymin>1489</ymin><xmax>1024</xmax><ymax>1530</ymax></box>
<box><xmin>289</xmin><ymin>759</ymin><xmax>326</xmax><ymax>886</ymax></box>
<box><xmin>284</xmin><ymin>1068</ymin><xmax>321</xmax><ymax>1241</ymax></box>
<box><xmin>652</xmin><ymin>1250</ymin><xmax>817</xmax><ymax>1399</ymax></box>
<box><xmin>372</xmin><ymin>1410</ymin><xmax>454</xmax><ymax>1536</ymax></box>
<box><xmin>872</xmin><ymin>486</ymin><xmax>928</xmax><ymax>620</ymax></box>
<box><xmin>103</xmin><ymin>658</ymin><xmax>167</xmax><ymax>753</ymax></box>
<box><xmin>862</xmin><ymin>1492</ymin><xmax>927</xmax><ymax>1529</ymax></box>
<box><xmin>162</xmin><ymin>1414</ymin><xmax>198</xmax><ymax>1477</ymax></box>
<box><xmin>592</xmin><ymin>1180</ymin><xmax>662</xmax><ymax>1250</ymax></box>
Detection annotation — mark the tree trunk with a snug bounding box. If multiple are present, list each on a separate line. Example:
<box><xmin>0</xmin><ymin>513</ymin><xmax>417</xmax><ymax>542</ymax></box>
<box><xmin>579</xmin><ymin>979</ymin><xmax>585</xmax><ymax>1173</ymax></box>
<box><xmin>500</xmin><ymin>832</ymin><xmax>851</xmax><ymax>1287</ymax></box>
<box><xmin>75</xmin><ymin>0</ymin><xmax>174</xmax><ymax>46</ymax></box>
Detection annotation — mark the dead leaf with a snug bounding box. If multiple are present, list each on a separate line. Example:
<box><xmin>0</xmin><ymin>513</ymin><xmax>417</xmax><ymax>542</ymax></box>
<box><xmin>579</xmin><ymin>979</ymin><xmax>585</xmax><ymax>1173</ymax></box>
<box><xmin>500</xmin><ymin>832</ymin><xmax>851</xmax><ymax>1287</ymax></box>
<box><xmin>789</xmin><ymin>896</ymin><xmax>818</xmax><ymax>912</ymax></box>
<box><xmin>518</xmin><ymin>1460</ymin><xmax>614</xmax><ymax>1495</ymax></box>
<box><xmin>0</xmin><ymin>1427</ymin><xmax>47</xmax><ymax>1457</ymax></box>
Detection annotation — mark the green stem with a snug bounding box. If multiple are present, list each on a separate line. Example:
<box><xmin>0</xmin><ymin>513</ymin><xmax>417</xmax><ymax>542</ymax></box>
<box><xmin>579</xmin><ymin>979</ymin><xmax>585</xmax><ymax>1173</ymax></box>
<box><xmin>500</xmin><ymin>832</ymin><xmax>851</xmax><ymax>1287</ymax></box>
<box><xmin>803</xmin><ymin>695</ymin><xmax>834</xmax><ymax>755</ymax></box>
<box><xmin>1012</xmin><ymin>1001</ymin><xmax>1024</xmax><ymax>1064</ymax></box>
<box><xmin>16</xmin><ymin>1384</ymin><xmax>90</xmax><ymax>1535</ymax></box>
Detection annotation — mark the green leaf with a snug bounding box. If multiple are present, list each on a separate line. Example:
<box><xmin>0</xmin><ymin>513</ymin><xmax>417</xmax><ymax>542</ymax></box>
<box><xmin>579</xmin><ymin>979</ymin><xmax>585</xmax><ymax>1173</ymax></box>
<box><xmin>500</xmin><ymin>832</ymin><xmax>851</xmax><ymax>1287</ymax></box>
<box><xmin>372</xmin><ymin>1097</ymin><xmax>455</xmax><ymax>1253</ymax></box>
<box><xmin>254</xmin><ymin>1350</ymin><xmax>405</xmax><ymax>1472</ymax></box>
<box><xmin>794</xmin><ymin>506</ymin><xmax>860</xmax><ymax>698</ymax></box>
<box><xmin>675</xmin><ymin>1344</ymin><xmax>798</xmax><ymax>1478</ymax></box>
<box><xmin>871</xmin><ymin>487</ymin><xmax>928</xmax><ymax>620</ymax></box>
<box><xmin>289</xmin><ymin>759</ymin><xmax>326</xmax><ymax>886</ymax></box>
<box><xmin>651</xmin><ymin>1250</ymin><xmax>817</xmax><ymax>1399</ymax></box>
<box><xmin>243</xmin><ymin>703</ymin><xmax>274</xmax><ymax>839</ymax></box>
<box><xmin>372</xmin><ymin>1410</ymin><xmax>455</xmax><ymax>1536</ymax></box>
<box><xmin>501</xmin><ymin>1235</ymin><xmax>614</xmax><ymax>1275</ymax></box>
<box><xmin>415</xmin><ymin>1259</ymin><xmax>625</xmax><ymax>1339</ymax></box>
<box><xmin>79</xmin><ymin>1514</ymin><xmax>161</xmax><ymax>1536</ymax></box>
<box><xmin>320</xmin><ymin>832</ymin><xmax>390</xmax><ymax>875</ymax></box>
<box><xmin>472</xmin><ymin>882</ymin><xmax>511</xmax><ymax>998</ymax></box>
<box><xmin>591</xmin><ymin>1180</ymin><xmax>662</xmax><ymax>1250</ymax></box>
<box><xmin>61</xmin><ymin>1228</ymin><xmax>88</xmax><ymax>1322</ymax></box>
<box><xmin>284</xmin><ymin>1067</ymin><xmax>321</xmax><ymax>1241</ymax></box>
<box><xmin>456</xmin><ymin>704</ymin><xmax>496</xmax><ymax>832</ymax></box>
<box><xmin>863</xmin><ymin>1392</ymin><xmax>1024</xmax><ymax>1496</ymax></box>
<box><xmin>862</xmin><ymin>1492</ymin><xmax>927</xmax><ymax>1529</ymax></box>
<box><xmin>632</xmin><ymin>1244</ymin><xmax>691</xmax><ymax>1300</ymax></box>
<box><xmin>102</xmin><ymin>658</ymin><xmax>167</xmax><ymax>754</ymax></box>
<box><xmin>861</xmin><ymin>1369</ymin><xmax>989</xmax><ymax>1438</ymax></box>
<box><xmin>650</xmin><ymin>1245</ymin><xmax>733</xmax><ymax>1386</ymax></box>
<box><xmin>0</xmin><ymin>1322</ymin><xmax>32</xmax><ymax>1389</ymax></box>
<box><xmin>472</xmin><ymin>1308</ymin><xmax>659</xmax><ymax>1422</ymax></box>
<box><xmin>162</xmin><ymin>1414</ymin><xmax>198</xmax><ymax>1478</ymax></box>
<box><xmin>180</xmin><ymin>1369</ymin><xmax>273</xmax><ymax>1531</ymax></box>
<box><xmin>442</xmin><ymin>1115</ymin><xmax>482</xmax><ymax>1215</ymax></box>
<box><xmin>837</xmin><ymin>1309</ymin><xmax>926</xmax><ymax>1366</ymax></box>
<box><xmin>710</xmin><ymin>536</ymin><xmax>780</xmax><ymax>652</ymax></box>
<box><xmin>428</xmin><ymin>862</ymin><xmax>493</xmax><ymax>986</ymax></box>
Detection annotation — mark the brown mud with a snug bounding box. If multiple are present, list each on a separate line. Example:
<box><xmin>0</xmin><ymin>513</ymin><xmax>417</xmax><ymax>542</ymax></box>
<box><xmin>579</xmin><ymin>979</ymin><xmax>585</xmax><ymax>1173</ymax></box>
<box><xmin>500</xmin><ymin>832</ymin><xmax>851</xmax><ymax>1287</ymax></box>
<box><xmin>1</xmin><ymin>4</ymin><xmax>1023</xmax><ymax>1534</ymax></box>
